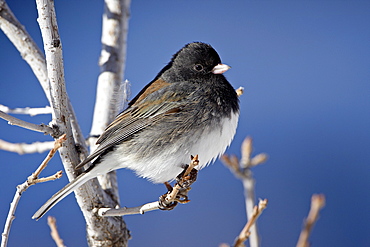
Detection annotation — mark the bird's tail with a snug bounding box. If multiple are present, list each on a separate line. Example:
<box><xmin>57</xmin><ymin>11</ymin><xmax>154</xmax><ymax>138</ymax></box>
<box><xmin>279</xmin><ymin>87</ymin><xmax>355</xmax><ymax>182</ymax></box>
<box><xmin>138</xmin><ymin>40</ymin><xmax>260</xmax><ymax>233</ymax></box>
<box><xmin>32</xmin><ymin>170</ymin><xmax>93</xmax><ymax>220</ymax></box>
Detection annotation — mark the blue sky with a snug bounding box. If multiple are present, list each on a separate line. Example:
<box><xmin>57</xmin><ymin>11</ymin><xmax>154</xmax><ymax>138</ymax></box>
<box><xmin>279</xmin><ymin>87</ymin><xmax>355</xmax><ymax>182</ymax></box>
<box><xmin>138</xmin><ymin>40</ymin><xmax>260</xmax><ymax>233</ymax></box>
<box><xmin>1</xmin><ymin>1</ymin><xmax>370</xmax><ymax>246</ymax></box>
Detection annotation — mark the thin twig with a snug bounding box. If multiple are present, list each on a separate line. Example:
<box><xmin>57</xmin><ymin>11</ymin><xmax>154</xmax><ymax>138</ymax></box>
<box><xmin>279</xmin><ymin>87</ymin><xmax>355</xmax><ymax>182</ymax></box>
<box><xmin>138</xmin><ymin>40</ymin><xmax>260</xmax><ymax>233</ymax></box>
<box><xmin>1</xmin><ymin>135</ymin><xmax>66</xmax><ymax>247</ymax></box>
<box><xmin>97</xmin><ymin>201</ymin><xmax>161</xmax><ymax>217</ymax></box>
<box><xmin>296</xmin><ymin>194</ymin><xmax>326</xmax><ymax>247</ymax></box>
<box><xmin>0</xmin><ymin>105</ymin><xmax>52</xmax><ymax>116</ymax></box>
<box><xmin>0</xmin><ymin>139</ymin><xmax>54</xmax><ymax>154</ymax></box>
<box><xmin>0</xmin><ymin>110</ymin><xmax>54</xmax><ymax>135</ymax></box>
<box><xmin>221</xmin><ymin>136</ymin><xmax>268</xmax><ymax>247</ymax></box>
<box><xmin>47</xmin><ymin>216</ymin><xmax>66</xmax><ymax>247</ymax></box>
<box><xmin>184</xmin><ymin>154</ymin><xmax>199</xmax><ymax>176</ymax></box>
<box><xmin>28</xmin><ymin>134</ymin><xmax>66</xmax><ymax>182</ymax></box>
<box><xmin>236</xmin><ymin>87</ymin><xmax>244</xmax><ymax>97</ymax></box>
<box><xmin>31</xmin><ymin>171</ymin><xmax>63</xmax><ymax>185</ymax></box>
<box><xmin>234</xmin><ymin>199</ymin><xmax>268</xmax><ymax>247</ymax></box>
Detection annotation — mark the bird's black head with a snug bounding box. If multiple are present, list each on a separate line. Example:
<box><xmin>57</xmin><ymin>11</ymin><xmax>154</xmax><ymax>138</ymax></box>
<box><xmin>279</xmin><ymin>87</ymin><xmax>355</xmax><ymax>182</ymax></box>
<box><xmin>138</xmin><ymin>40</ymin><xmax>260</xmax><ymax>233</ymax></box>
<box><xmin>160</xmin><ymin>42</ymin><xmax>226</xmax><ymax>82</ymax></box>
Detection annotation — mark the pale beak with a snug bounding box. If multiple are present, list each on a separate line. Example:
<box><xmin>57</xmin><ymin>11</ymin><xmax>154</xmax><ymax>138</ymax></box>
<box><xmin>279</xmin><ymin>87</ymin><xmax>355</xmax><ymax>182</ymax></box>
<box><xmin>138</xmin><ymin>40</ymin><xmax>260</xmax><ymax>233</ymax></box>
<box><xmin>212</xmin><ymin>63</ymin><xmax>231</xmax><ymax>74</ymax></box>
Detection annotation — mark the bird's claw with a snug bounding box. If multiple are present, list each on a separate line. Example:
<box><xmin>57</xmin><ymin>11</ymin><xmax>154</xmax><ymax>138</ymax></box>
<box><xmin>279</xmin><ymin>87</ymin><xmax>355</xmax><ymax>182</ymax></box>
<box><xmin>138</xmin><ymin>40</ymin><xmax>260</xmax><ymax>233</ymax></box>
<box><xmin>176</xmin><ymin>165</ymin><xmax>198</xmax><ymax>189</ymax></box>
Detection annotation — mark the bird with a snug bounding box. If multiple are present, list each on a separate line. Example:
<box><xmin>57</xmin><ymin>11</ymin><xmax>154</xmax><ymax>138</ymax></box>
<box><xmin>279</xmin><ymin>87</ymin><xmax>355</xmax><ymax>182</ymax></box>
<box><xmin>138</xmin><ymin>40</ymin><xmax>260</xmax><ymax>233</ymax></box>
<box><xmin>32</xmin><ymin>42</ymin><xmax>240</xmax><ymax>220</ymax></box>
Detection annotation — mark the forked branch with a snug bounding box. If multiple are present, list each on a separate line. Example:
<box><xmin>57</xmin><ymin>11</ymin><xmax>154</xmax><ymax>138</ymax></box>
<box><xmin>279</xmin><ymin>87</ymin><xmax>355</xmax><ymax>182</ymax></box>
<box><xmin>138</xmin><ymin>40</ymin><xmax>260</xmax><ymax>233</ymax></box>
<box><xmin>1</xmin><ymin>135</ymin><xmax>66</xmax><ymax>247</ymax></box>
<box><xmin>221</xmin><ymin>136</ymin><xmax>268</xmax><ymax>247</ymax></box>
<box><xmin>234</xmin><ymin>199</ymin><xmax>268</xmax><ymax>247</ymax></box>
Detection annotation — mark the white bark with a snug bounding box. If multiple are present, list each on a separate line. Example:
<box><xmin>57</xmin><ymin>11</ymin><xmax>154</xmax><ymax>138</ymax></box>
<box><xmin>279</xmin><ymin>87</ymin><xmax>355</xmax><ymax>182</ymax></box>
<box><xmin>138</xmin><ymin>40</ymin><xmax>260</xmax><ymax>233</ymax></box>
<box><xmin>0</xmin><ymin>139</ymin><xmax>54</xmax><ymax>154</ymax></box>
<box><xmin>0</xmin><ymin>0</ymin><xmax>51</xmax><ymax>103</ymax></box>
<box><xmin>1</xmin><ymin>0</ymin><xmax>130</xmax><ymax>245</ymax></box>
<box><xmin>1</xmin><ymin>136</ymin><xmax>65</xmax><ymax>247</ymax></box>
<box><xmin>0</xmin><ymin>105</ymin><xmax>52</xmax><ymax>116</ymax></box>
<box><xmin>35</xmin><ymin>0</ymin><xmax>130</xmax><ymax>246</ymax></box>
<box><xmin>90</xmin><ymin>0</ymin><xmax>131</xmax><ymax>210</ymax></box>
<box><xmin>0</xmin><ymin>110</ymin><xmax>54</xmax><ymax>135</ymax></box>
<box><xmin>221</xmin><ymin>137</ymin><xmax>268</xmax><ymax>247</ymax></box>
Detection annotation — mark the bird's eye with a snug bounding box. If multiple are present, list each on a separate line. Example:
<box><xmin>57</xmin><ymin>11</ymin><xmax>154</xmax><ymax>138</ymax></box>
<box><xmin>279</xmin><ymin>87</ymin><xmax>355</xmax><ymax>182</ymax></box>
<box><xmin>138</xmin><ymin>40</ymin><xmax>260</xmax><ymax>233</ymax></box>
<box><xmin>194</xmin><ymin>64</ymin><xmax>204</xmax><ymax>71</ymax></box>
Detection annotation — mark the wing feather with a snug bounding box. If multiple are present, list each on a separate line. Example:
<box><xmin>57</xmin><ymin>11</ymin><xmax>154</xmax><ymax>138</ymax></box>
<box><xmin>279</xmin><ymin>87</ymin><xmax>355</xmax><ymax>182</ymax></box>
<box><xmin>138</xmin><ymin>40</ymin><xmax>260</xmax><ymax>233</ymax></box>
<box><xmin>75</xmin><ymin>86</ymin><xmax>189</xmax><ymax>169</ymax></box>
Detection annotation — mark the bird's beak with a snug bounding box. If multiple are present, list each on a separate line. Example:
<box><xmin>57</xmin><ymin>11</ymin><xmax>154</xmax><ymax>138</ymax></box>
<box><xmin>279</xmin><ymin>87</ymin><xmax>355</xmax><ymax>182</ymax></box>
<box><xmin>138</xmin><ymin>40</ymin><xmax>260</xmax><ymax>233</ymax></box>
<box><xmin>212</xmin><ymin>63</ymin><xmax>231</xmax><ymax>74</ymax></box>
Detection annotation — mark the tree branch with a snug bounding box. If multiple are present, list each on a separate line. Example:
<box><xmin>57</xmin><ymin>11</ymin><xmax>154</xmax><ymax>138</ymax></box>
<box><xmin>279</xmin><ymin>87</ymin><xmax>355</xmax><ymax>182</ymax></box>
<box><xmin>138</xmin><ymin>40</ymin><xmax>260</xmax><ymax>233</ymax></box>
<box><xmin>35</xmin><ymin>1</ymin><xmax>131</xmax><ymax>246</ymax></box>
<box><xmin>97</xmin><ymin>202</ymin><xmax>162</xmax><ymax>217</ymax></box>
<box><xmin>0</xmin><ymin>105</ymin><xmax>52</xmax><ymax>116</ymax></box>
<box><xmin>47</xmin><ymin>216</ymin><xmax>65</xmax><ymax>247</ymax></box>
<box><xmin>0</xmin><ymin>0</ymin><xmax>51</xmax><ymax>103</ymax></box>
<box><xmin>236</xmin><ymin>86</ymin><xmax>244</xmax><ymax>97</ymax></box>
<box><xmin>296</xmin><ymin>194</ymin><xmax>326</xmax><ymax>247</ymax></box>
<box><xmin>0</xmin><ymin>139</ymin><xmax>54</xmax><ymax>154</ymax></box>
<box><xmin>81</xmin><ymin>0</ymin><xmax>132</xmax><ymax>245</ymax></box>
<box><xmin>234</xmin><ymin>199</ymin><xmax>268</xmax><ymax>247</ymax></box>
<box><xmin>0</xmin><ymin>0</ymin><xmax>84</xmax><ymax>144</ymax></box>
<box><xmin>0</xmin><ymin>110</ymin><xmax>55</xmax><ymax>135</ymax></box>
<box><xmin>221</xmin><ymin>136</ymin><xmax>268</xmax><ymax>247</ymax></box>
<box><xmin>89</xmin><ymin>0</ymin><xmax>131</xmax><ymax>212</ymax></box>
<box><xmin>1</xmin><ymin>135</ymin><xmax>65</xmax><ymax>247</ymax></box>
<box><xmin>2</xmin><ymin>0</ymin><xmax>131</xmax><ymax>245</ymax></box>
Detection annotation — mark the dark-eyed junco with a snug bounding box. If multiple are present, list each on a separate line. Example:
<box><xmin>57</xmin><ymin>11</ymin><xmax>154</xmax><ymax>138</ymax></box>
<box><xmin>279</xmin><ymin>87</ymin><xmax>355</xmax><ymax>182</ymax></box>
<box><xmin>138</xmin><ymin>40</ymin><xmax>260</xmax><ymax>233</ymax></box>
<box><xmin>33</xmin><ymin>42</ymin><xmax>239</xmax><ymax>219</ymax></box>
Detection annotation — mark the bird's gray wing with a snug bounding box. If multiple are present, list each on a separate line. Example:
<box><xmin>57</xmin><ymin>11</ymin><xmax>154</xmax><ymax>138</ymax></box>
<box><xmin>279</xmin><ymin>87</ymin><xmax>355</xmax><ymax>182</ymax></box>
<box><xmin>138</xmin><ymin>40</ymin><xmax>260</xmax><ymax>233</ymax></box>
<box><xmin>75</xmin><ymin>87</ymin><xmax>190</xmax><ymax>169</ymax></box>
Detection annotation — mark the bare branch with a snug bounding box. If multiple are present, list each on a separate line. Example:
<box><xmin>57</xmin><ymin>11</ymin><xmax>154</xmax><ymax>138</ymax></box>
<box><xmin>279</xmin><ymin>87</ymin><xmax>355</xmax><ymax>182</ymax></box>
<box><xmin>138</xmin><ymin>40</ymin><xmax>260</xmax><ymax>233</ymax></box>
<box><xmin>97</xmin><ymin>201</ymin><xmax>161</xmax><ymax>217</ymax></box>
<box><xmin>28</xmin><ymin>134</ymin><xmax>66</xmax><ymax>183</ymax></box>
<box><xmin>35</xmin><ymin>0</ymin><xmax>88</xmax><ymax>184</ymax></box>
<box><xmin>0</xmin><ymin>0</ymin><xmax>51</xmax><ymax>102</ymax></box>
<box><xmin>90</xmin><ymin>0</ymin><xmax>131</xmax><ymax>138</ymax></box>
<box><xmin>31</xmin><ymin>171</ymin><xmax>63</xmax><ymax>184</ymax></box>
<box><xmin>296</xmin><ymin>194</ymin><xmax>326</xmax><ymax>247</ymax></box>
<box><xmin>221</xmin><ymin>136</ymin><xmax>268</xmax><ymax>247</ymax></box>
<box><xmin>221</xmin><ymin>154</ymin><xmax>241</xmax><ymax>176</ymax></box>
<box><xmin>0</xmin><ymin>110</ymin><xmax>54</xmax><ymax>135</ymax></box>
<box><xmin>236</xmin><ymin>87</ymin><xmax>244</xmax><ymax>97</ymax></box>
<box><xmin>234</xmin><ymin>199</ymin><xmax>268</xmax><ymax>247</ymax></box>
<box><xmin>35</xmin><ymin>0</ymin><xmax>117</xmax><ymax>242</ymax></box>
<box><xmin>0</xmin><ymin>105</ymin><xmax>52</xmax><ymax>116</ymax></box>
<box><xmin>47</xmin><ymin>216</ymin><xmax>66</xmax><ymax>247</ymax></box>
<box><xmin>89</xmin><ymin>0</ymin><xmax>131</xmax><ymax>211</ymax></box>
<box><xmin>0</xmin><ymin>0</ymin><xmax>86</xmax><ymax>148</ymax></box>
<box><xmin>1</xmin><ymin>135</ymin><xmax>65</xmax><ymax>247</ymax></box>
<box><xmin>0</xmin><ymin>139</ymin><xmax>54</xmax><ymax>154</ymax></box>
<box><xmin>184</xmin><ymin>154</ymin><xmax>199</xmax><ymax>176</ymax></box>
<box><xmin>0</xmin><ymin>0</ymin><xmax>85</xmax><ymax>142</ymax></box>
<box><xmin>2</xmin><ymin>0</ymin><xmax>131</xmax><ymax>245</ymax></box>
<box><xmin>74</xmin><ymin>0</ymin><xmax>131</xmax><ymax>244</ymax></box>
<box><xmin>250</xmin><ymin>153</ymin><xmax>268</xmax><ymax>167</ymax></box>
<box><xmin>240</xmin><ymin>136</ymin><xmax>253</xmax><ymax>167</ymax></box>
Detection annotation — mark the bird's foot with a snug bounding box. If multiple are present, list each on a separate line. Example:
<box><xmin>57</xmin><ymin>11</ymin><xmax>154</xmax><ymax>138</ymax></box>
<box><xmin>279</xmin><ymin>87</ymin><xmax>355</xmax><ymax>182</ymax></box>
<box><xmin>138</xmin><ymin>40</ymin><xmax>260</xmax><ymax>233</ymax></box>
<box><xmin>158</xmin><ymin>155</ymin><xmax>199</xmax><ymax>211</ymax></box>
<box><xmin>176</xmin><ymin>164</ymin><xmax>198</xmax><ymax>189</ymax></box>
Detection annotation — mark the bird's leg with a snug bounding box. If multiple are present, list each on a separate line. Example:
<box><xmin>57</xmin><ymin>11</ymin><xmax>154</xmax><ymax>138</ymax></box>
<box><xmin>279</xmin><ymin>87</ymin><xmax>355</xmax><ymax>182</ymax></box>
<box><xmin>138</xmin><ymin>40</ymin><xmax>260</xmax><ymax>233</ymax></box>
<box><xmin>158</xmin><ymin>182</ymin><xmax>178</xmax><ymax>210</ymax></box>
<box><xmin>176</xmin><ymin>164</ymin><xmax>198</xmax><ymax>189</ymax></box>
<box><xmin>158</xmin><ymin>155</ymin><xmax>199</xmax><ymax>210</ymax></box>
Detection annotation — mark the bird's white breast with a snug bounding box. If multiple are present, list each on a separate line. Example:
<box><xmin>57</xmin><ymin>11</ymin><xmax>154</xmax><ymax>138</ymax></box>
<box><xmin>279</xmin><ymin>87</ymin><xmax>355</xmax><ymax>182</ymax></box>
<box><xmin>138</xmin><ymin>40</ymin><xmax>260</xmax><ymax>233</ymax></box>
<box><xmin>101</xmin><ymin>111</ymin><xmax>239</xmax><ymax>183</ymax></box>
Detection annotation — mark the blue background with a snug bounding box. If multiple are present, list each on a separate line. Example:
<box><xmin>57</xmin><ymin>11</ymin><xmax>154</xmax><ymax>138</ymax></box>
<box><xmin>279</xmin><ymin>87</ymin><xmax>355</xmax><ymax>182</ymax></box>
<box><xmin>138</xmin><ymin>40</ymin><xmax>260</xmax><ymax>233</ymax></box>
<box><xmin>1</xmin><ymin>1</ymin><xmax>369</xmax><ymax>246</ymax></box>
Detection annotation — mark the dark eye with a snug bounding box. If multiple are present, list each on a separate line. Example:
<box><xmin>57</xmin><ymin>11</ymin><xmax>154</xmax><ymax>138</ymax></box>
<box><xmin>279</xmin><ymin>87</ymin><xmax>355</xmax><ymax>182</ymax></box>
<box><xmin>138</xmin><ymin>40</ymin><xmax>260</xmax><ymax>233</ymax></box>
<box><xmin>193</xmin><ymin>64</ymin><xmax>204</xmax><ymax>71</ymax></box>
